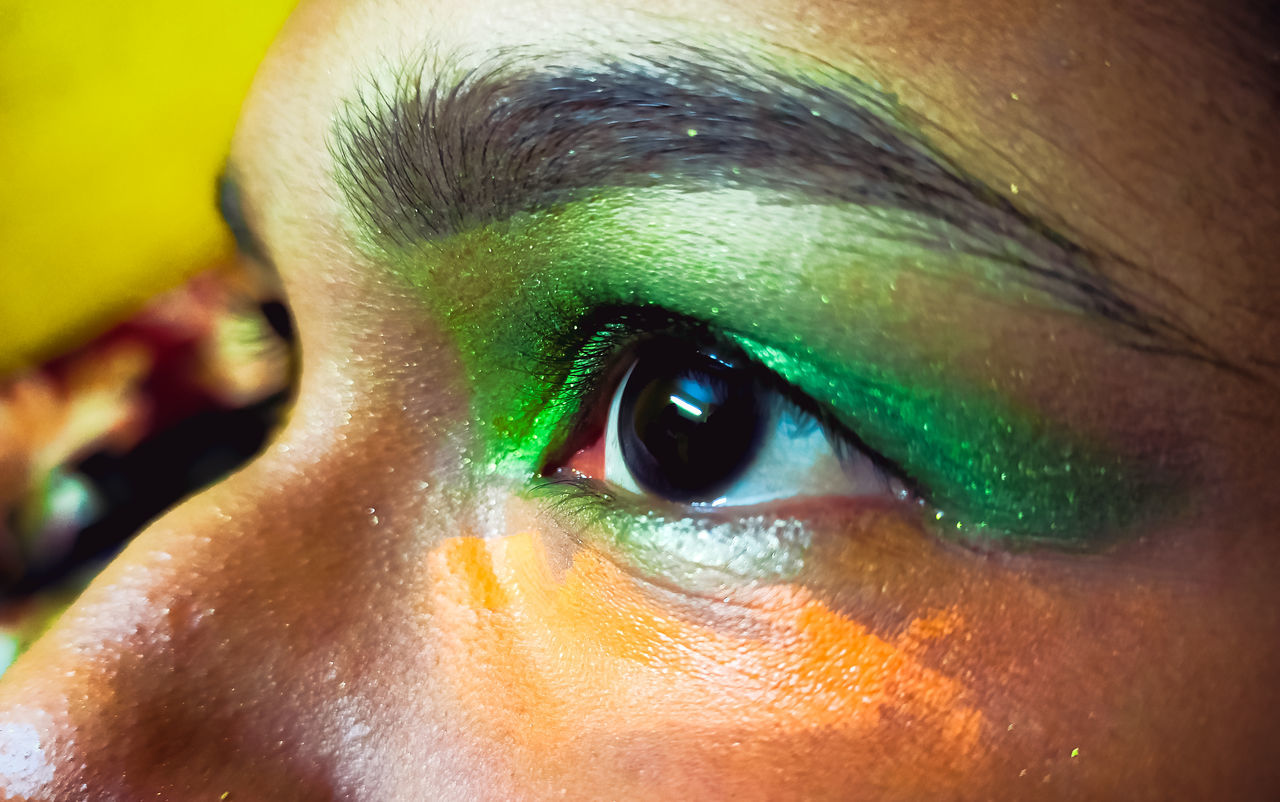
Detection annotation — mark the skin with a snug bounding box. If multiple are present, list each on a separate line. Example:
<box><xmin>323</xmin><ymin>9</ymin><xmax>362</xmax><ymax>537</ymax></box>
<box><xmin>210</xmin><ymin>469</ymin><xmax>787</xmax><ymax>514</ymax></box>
<box><xmin>2</xmin><ymin>0</ymin><xmax>1279</xmax><ymax>799</ymax></box>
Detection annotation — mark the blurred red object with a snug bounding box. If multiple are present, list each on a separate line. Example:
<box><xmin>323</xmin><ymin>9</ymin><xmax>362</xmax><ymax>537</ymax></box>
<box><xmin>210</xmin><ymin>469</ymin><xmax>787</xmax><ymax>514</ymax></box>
<box><xmin>0</xmin><ymin>261</ymin><xmax>292</xmax><ymax>600</ymax></box>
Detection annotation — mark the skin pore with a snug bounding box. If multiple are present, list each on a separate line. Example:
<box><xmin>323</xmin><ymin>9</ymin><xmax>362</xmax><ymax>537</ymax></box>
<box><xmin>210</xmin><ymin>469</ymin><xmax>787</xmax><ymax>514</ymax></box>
<box><xmin>1</xmin><ymin>0</ymin><xmax>1279</xmax><ymax>799</ymax></box>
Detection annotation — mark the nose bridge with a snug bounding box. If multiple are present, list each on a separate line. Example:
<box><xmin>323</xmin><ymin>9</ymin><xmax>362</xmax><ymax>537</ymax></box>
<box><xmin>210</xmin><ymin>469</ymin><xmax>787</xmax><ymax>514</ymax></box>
<box><xmin>0</xmin><ymin>456</ymin><xmax>356</xmax><ymax>800</ymax></box>
<box><xmin>0</xmin><ymin>538</ymin><xmax>214</xmax><ymax>797</ymax></box>
<box><xmin>0</xmin><ymin>343</ymin><xmax>461</xmax><ymax>798</ymax></box>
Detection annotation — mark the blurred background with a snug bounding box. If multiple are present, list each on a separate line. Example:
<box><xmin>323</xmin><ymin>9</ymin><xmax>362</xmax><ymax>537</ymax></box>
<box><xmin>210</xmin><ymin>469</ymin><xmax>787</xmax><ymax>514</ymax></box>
<box><xmin>0</xmin><ymin>1</ymin><xmax>300</xmax><ymax>675</ymax></box>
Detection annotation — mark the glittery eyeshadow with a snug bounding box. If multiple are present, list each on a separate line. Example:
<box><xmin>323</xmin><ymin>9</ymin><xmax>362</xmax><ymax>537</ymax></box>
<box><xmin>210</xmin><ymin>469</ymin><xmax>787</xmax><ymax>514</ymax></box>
<box><xmin>377</xmin><ymin>186</ymin><xmax>1168</xmax><ymax>550</ymax></box>
<box><xmin>729</xmin><ymin>338</ymin><xmax>1144</xmax><ymax>542</ymax></box>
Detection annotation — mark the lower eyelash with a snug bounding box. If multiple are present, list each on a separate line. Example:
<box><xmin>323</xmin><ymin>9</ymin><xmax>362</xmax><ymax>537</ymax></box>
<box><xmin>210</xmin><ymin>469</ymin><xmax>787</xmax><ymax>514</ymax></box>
<box><xmin>524</xmin><ymin>476</ymin><xmax>816</xmax><ymax>592</ymax></box>
<box><xmin>528</xmin><ymin>475</ymin><xmax>619</xmax><ymax>522</ymax></box>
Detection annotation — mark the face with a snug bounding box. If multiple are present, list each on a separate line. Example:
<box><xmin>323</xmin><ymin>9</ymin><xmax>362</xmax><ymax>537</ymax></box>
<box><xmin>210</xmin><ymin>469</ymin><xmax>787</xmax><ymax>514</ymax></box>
<box><xmin>3</xmin><ymin>0</ymin><xmax>1279</xmax><ymax>798</ymax></box>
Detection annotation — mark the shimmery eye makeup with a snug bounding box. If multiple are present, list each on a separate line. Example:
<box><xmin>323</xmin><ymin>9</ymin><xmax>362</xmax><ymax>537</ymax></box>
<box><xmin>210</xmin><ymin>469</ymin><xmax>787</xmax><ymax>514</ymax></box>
<box><xmin>529</xmin><ymin>475</ymin><xmax>818</xmax><ymax>591</ymax></box>
<box><xmin>522</xmin><ymin>304</ymin><xmax>1155</xmax><ymax>556</ymax></box>
<box><xmin>367</xmin><ymin>184</ymin><xmax>1174</xmax><ymax>581</ymax></box>
<box><xmin>726</xmin><ymin>336</ymin><xmax>1150</xmax><ymax>543</ymax></box>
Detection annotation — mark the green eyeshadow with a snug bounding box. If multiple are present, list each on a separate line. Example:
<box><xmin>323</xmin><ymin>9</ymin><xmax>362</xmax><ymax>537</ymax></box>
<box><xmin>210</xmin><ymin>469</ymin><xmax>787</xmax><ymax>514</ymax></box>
<box><xmin>378</xmin><ymin>187</ymin><xmax>1167</xmax><ymax>548</ymax></box>
<box><xmin>729</xmin><ymin>337</ymin><xmax>1144</xmax><ymax>543</ymax></box>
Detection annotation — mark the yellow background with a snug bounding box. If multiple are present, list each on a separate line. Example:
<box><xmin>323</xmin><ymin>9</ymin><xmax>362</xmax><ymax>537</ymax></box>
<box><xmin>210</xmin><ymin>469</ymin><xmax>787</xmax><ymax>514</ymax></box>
<box><xmin>0</xmin><ymin>1</ymin><xmax>297</xmax><ymax>375</ymax></box>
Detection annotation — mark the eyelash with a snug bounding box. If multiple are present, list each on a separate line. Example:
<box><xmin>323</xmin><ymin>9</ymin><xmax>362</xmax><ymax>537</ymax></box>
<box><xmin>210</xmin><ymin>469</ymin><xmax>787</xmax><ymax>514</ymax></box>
<box><xmin>532</xmin><ymin>304</ymin><xmax>920</xmax><ymax>507</ymax></box>
<box><xmin>503</xmin><ymin>286</ymin><xmax>1153</xmax><ymax>556</ymax></box>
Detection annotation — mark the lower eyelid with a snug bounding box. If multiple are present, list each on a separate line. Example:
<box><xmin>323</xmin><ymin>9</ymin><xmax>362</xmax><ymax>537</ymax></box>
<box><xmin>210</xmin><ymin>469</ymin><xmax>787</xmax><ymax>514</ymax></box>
<box><xmin>527</xmin><ymin>476</ymin><xmax>934</xmax><ymax>596</ymax></box>
<box><xmin>529</xmin><ymin>478</ymin><xmax>816</xmax><ymax>591</ymax></box>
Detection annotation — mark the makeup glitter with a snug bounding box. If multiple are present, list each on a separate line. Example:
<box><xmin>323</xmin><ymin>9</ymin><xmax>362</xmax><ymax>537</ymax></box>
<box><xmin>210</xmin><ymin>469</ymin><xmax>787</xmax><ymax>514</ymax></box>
<box><xmin>730</xmin><ymin>336</ymin><xmax>1146</xmax><ymax>542</ymax></box>
<box><xmin>365</xmin><ymin>185</ymin><xmax>1166</xmax><ymax>551</ymax></box>
<box><xmin>528</xmin><ymin>480</ymin><xmax>815</xmax><ymax>587</ymax></box>
<box><xmin>329</xmin><ymin>45</ymin><xmax>1175</xmax><ymax>554</ymax></box>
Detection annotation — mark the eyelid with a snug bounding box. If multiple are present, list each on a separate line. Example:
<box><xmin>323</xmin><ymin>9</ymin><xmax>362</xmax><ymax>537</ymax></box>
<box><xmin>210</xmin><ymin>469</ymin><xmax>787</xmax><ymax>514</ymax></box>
<box><xmin>528</xmin><ymin>302</ymin><xmax>1161</xmax><ymax>551</ymax></box>
<box><xmin>528</xmin><ymin>474</ymin><xmax>819</xmax><ymax>592</ymax></box>
<box><xmin>726</xmin><ymin>334</ymin><xmax>1162</xmax><ymax>546</ymax></box>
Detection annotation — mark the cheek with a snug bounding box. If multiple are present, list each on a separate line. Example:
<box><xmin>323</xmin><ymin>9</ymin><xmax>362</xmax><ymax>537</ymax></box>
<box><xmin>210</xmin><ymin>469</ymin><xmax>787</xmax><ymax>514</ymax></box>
<box><xmin>423</xmin><ymin>528</ymin><xmax>991</xmax><ymax>796</ymax></box>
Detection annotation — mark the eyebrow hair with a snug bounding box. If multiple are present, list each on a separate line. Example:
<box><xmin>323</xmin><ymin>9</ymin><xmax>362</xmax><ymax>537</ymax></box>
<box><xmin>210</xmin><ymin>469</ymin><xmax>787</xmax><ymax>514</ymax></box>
<box><xmin>329</xmin><ymin>45</ymin><xmax>1222</xmax><ymax>366</ymax></box>
<box><xmin>217</xmin><ymin>170</ymin><xmax>272</xmax><ymax>268</ymax></box>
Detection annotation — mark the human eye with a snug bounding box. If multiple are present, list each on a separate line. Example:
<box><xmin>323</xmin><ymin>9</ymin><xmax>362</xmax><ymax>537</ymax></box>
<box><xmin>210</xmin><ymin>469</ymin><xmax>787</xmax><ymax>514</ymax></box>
<box><xmin>542</xmin><ymin>312</ymin><xmax>911</xmax><ymax>504</ymax></box>
<box><xmin>511</xmin><ymin>304</ymin><xmax>1162</xmax><ymax>592</ymax></box>
<box><xmin>328</xmin><ymin>53</ymin><xmax>1178</xmax><ymax>593</ymax></box>
<box><xmin>529</xmin><ymin>316</ymin><xmax>914</xmax><ymax>587</ymax></box>
<box><xmin>584</xmin><ymin>336</ymin><xmax>905</xmax><ymax>508</ymax></box>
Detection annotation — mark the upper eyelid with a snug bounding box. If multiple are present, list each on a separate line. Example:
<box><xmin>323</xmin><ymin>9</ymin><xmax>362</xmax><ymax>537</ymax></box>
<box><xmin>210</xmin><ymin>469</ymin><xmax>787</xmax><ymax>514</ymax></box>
<box><xmin>332</xmin><ymin>48</ymin><xmax>1167</xmax><ymax>341</ymax></box>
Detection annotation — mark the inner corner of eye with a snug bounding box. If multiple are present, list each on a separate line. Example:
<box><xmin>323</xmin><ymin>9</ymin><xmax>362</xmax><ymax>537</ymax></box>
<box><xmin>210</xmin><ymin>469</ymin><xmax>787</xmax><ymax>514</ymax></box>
<box><xmin>538</xmin><ymin>372</ymin><xmax>623</xmax><ymax>483</ymax></box>
<box><xmin>545</xmin><ymin>424</ymin><xmax>608</xmax><ymax>482</ymax></box>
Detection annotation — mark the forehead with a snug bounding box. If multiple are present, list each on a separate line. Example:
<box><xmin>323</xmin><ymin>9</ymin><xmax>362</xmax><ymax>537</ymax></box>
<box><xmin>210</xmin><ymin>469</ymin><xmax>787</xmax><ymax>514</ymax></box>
<box><xmin>231</xmin><ymin>0</ymin><xmax>1280</xmax><ymax>359</ymax></box>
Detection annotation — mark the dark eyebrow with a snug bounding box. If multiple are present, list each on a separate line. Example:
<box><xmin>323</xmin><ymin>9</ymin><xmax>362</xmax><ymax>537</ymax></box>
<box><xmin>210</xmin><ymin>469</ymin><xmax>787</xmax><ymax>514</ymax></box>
<box><xmin>330</xmin><ymin>46</ymin><xmax>1220</xmax><ymax>365</ymax></box>
<box><xmin>216</xmin><ymin>169</ymin><xmax>272</xmax><ymax>268</ymax></box>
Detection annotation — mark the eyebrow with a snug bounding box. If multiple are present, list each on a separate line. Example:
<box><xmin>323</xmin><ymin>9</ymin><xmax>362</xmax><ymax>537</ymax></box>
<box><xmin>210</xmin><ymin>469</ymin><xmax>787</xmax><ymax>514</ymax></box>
<box><xmin>217</xmin><ymin>170</ymin><xmax>272</xmax><ymax>268</ymax></box>
<box><xmin>329</xmin><ymin>45</ymin><xmax>1217</xmax><ymax>363</ymax></box>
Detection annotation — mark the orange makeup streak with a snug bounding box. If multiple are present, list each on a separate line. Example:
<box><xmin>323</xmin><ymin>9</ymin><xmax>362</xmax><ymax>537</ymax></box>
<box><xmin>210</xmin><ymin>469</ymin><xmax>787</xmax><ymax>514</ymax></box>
<box><xmin>427</xmin><ymin>530</ymin><xmax>985</xmax><ymax>790</ymax></box>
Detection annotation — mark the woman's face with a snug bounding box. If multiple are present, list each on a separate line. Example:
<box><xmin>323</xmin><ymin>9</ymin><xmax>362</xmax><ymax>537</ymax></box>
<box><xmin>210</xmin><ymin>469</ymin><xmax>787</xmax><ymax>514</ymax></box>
<box><xmin>3</xmin><ymin>0</ymin><xmax>1279</xmax><ymax>798</ymax></box>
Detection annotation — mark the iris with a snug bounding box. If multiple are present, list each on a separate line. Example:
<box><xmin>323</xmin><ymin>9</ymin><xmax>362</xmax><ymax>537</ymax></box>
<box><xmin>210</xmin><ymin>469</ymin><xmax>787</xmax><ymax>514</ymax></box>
<box><xmin>616</xmin><ymin>347</ymin><xmax>764</xmax><ymax>502</ymax></box>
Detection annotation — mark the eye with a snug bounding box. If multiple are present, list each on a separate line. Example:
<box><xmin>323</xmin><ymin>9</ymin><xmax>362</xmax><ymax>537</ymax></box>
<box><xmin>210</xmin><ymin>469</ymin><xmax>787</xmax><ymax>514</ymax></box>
<box><xmin>527</xmin><ymin>308</ymin><xmax>1149</xmax><ymax>559</ymax></box>
<box><xmin>552</xmin><ymin>339</ymin><xmax>908</xmax><ymax>509</ymax></box>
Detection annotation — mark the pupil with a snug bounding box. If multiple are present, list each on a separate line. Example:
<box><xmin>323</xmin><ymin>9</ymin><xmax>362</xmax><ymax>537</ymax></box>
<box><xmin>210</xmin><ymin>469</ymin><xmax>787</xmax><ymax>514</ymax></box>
<box><xmin>618</xmin><ymin>347</ymin><xmax>764</xmax><ymax>502</ymax></box>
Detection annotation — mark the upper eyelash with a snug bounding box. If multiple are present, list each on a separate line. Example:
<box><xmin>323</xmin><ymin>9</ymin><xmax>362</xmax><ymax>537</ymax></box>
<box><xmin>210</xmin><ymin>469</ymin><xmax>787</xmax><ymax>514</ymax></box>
<box><xmin>531</xmin><ymin>303</ymin><xmax>919</xmax><ymax>496</ymax></box>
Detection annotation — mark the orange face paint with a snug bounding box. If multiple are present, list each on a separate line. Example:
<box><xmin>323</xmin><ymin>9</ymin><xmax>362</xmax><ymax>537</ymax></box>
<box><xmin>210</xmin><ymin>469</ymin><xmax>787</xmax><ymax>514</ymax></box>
<box><xmin>426</xmin><ymin>527</ymin><xmax>988</xmax><ymax>796</ymax></box>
